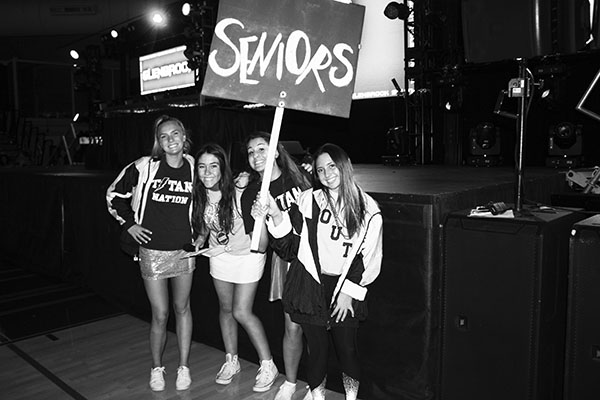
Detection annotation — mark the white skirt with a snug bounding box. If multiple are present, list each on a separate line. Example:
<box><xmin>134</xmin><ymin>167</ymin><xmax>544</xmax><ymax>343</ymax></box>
<box><xmin>209</xmin><ymin>251</ymin><xmax>267</xmax><ymax>284</ymax></box>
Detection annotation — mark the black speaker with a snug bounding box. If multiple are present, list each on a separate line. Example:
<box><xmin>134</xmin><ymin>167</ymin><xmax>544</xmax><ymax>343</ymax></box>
<box><xmin>461</xmin><ymin>0</ymin><xmax>552</xmax><ymax>63</ymax></box>
<box><xmin>441</xmin><ymin>208</ymin><xmax>584</xmax><ymax>400</ymax></box>
<box><xmin>564</xmin><ymin>214</ymin><xmax>600</xmax><ymax>400</ymax></box>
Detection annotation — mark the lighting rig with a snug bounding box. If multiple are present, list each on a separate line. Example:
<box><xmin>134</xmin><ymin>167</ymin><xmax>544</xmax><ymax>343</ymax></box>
<box><xmin>181</xmin><ymin>1</ymin><xmax>215</xmax><ymax>86</ymax></box>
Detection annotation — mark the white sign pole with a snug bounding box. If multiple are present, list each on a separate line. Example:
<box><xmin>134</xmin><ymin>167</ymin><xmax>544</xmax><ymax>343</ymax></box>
<box><xmin>250</xmin><ymin>106</ymin><xmax>285</xmax><ymax>251</ymax></box>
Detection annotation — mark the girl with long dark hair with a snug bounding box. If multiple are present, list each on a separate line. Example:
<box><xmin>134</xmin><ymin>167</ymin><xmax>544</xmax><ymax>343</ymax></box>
<box><xmin>240</xmin><ymin>131</ymin><xmax>311</xmax><ymax>400</ymax></box>
<box><xmin>252</xmin><ymin>143</ymin><xmax>383</xmax><ymax>400</ymax></box>
<box><xmin>191</xmin><ymin>143</ymin><xmax>279</xmax><ymax>393</ymax></box>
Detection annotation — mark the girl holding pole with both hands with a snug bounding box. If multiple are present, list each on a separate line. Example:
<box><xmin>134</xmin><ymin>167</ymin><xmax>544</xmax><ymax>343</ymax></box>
<box><xmin>240</xmin><ymin>131</ymin><xmax>312</xmax><ymax>400</ymax></box>
<box><xmin>252</xmin><ymin>143</ymin><xmax>383</xmax><ymax>400</ymax></box>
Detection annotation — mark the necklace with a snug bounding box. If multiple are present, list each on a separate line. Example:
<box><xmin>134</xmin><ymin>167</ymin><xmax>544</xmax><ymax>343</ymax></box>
<box><xmin>324</xmin><ymin>191</ymin><xmax>350</xmax><ymax>240</ymax></box>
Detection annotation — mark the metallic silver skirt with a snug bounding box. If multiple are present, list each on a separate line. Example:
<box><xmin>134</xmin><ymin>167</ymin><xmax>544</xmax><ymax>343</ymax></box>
<box><xmin>138</xmin><ymin>247</ymin><xmax>195</xmax><ymax>280</ymax></box>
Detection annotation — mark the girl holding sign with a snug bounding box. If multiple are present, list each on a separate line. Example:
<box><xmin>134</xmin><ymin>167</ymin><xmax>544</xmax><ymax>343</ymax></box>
<box><xmin>106</xmin><ymin>115</ymin><xmax>195</xmax><ymax>392</ymax></box>
<box><xmin>240</xmin><ymin>131</ymin><xmax>311</xmax><ymax>400</ymax></box>
<box><xmin>190</xmin><ymin>143</ymin><xmax>279</xmax><ymax>393</ymax></box>
<box><xmin>251</xmin><ymin>143</ymin><xmax>383</xmax><ymax>400</ymax></box>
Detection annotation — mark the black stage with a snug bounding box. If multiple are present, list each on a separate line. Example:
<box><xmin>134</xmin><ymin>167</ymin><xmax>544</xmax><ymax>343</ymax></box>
<box><xmin>0</xmin><ymin>164</ymin><xmax>574</xmax><ymax>400</ymax></box>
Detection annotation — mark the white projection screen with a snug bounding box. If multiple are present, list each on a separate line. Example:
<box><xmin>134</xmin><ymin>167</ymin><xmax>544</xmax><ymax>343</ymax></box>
<box><xmin>352</xmin><ymin>0</ymin><xmax>405</xmax><ymax>100</ymax></box>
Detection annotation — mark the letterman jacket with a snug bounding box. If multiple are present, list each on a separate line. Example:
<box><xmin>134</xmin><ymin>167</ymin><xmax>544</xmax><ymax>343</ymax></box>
<box><xmin>267</xmin><ymin>188</ymin><xmax>383</xmax><ymax>324</ymax></box>
<box><xmin>106</xmin><ymin>155</ymin><xmax>195</xmax><ymax>230</ymax></box>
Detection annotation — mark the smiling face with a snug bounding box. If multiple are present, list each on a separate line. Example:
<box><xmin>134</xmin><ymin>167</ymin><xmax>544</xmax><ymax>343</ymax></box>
<box><xmin>247</xmin><ymin>137</ymin><xmax>278</xmax><ymax>175</ymax></box>
<box><xmin>315</xmin><ymin>152</ymin><xmax>341</xmax><ymax>193</ymax></box>
<box><xmin>157</xmin><ymin>120</ymin><xmax>186</xmax><ymax>156</ymax></box>
<box><xmin>197</xmin><ymin>152</ymin><xmax>222</xmax><ymax>190</ymax></box>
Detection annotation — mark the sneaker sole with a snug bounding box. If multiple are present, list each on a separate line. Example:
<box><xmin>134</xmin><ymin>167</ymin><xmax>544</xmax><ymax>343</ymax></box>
<box><xmin>252</xmin><ymin>372</ymin><xmax>279</xmax><ymax>392</ymax></box>
<box><xmin>150</xmin><ymin>385</ymin><xmax>165</xmax><ymax>392</ymax></box>
<box><xmin>176</xmin><ymin>383</ymin><xmax>191</xmax><ymax>391</ymax></box>
<box><xmin>215</xmin><ymin>369</ymin><xmax>241</xmax><ymax>385</ymax></box>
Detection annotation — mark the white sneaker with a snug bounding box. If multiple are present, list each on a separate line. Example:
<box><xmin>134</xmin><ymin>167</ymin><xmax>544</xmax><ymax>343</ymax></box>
<box><xmin>149</xmin><ymin>366</ymin><xmax>166</xmax><ymax>391</ymax></box>
<box><xmin>302</xmin><ymin>386</ymin><xmax>313</xmax><ymax>400</ymax></box>
<box><xmin>176</xmin><ymin>365</ymin><xmax>191</xmax><ymax>390</ymax></box>
<box><xmin>215</xmin><ymin>354</ymin><xmax>241</xmax><ymax>385</ymax></box>
<box><xmin>274</xmin><ymin>380</ymin><xmax>297</xmax><ymax>400</ymax></box>
<box><xmin>253</xmin><ymin>358</ymin><xmax>279</xmax><ymax>392</ymax></box>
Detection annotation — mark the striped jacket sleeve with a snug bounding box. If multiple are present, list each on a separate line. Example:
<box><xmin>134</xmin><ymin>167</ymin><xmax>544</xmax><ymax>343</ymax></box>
<box><xmin>106</xmin><ymin>162</ymin><xmax>140</xmax><ymax>230</ymax></box>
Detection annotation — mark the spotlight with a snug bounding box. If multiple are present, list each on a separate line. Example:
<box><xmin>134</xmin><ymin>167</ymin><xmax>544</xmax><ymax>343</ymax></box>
<box><xmin>182</xmin><ymin>2</ymin><xmax>191</xmax><ymax>16</ymax></box>
<box><xmin>384</xmin><ymin>2</ymin><xmax>411</xmax><ymax>20</ymax></box>
<box><xmin>546</xmin><ymin>122</ymin><xmax>583</xmax><ymax>167</ymax></box>
<box><xmin>110</xmin><ymin>29</ymin><xmax>118</xmax><ymax>39</ymax></box>
<box><xmin>548</xmin><ymin>122</ymin><xmax>582</xmax><ymax>156</ymax></box>
<box><xmin>541</xmin><ymin>89</ymin><xmax>551</xmax><ymax>99</ymax></box>
<box><xmin>70</xmin><ymin>49</ymin><xmax>80</xmax><ymax>60</ymax></box>
<box><xmin>441</xmin><ymin>86</ymin><xmax>463</xmax><ymax>113</ymax></box>
<box><xmin>151</xmin><ymin>12</ymin><xmax>165</xmax><ymax>26</ymax></box>
<box><xmin>470</xmin><ymin>122</ymin><xmax>501</xmax><ymax>156</ymax></box>
<box><xmin>184</xmin><ymin>41</ymin><xmax>205</xmax><ymax>70</ymax></box>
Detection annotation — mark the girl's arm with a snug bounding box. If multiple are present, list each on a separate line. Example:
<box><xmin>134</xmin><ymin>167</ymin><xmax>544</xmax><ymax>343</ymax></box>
<box><xmin>106</xmin><ymin>161</ymin><xmax>140</xmax><ymax>230</ymax></box>
<box><xmin>340</xmin><ymin>212</ymin><xmax>384</xmax><ymax>301</ymax></box>
<box><xmin>252</xmin><ymin>195</ymin><xmax>301</xmax><ymax>262</ymax></box>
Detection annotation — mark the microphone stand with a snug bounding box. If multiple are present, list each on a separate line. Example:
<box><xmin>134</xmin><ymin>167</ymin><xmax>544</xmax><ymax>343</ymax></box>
<box><xmin>515</xmin><ymin>60</ymin><xmax>528</xmax><ymax>213</ymax></box>
<box><xmin>510</xmin><ymin>58</ymin><xmax>531</xmax><ymax>213</ymax></box>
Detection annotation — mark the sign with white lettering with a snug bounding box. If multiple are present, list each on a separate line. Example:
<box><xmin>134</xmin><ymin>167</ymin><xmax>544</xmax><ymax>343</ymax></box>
<box><xmin>139</xmin><ymin>46</ymin><xmax>195</xmax><ymax>95</ymax></box>
<box><xmin>201</xmin><ymin>0</ymin><xmax>365</xmax><ymax>118</ymax></box>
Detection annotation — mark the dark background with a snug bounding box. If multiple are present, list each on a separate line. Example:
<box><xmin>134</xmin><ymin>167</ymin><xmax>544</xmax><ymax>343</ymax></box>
<box><xmin>1</xmin><ymin>0</ymin><xmax>599</xmax><ymax>169</ymax></box>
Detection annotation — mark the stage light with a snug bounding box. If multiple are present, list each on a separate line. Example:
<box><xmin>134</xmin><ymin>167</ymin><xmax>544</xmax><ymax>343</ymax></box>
<box><xmin>541</xmin><ymin>89</ymin><xmax>551</xmax><ymax>99</ymax></box>
<box><xmin>548</xmin><ymin>122</ymin><xmax>582</xmax><ymax>156</ymax></box>
<box><xmin>182</xmin><ymin>2</ymin><xmax>191</xmax><ymax>16</ymax></box>
<box><xmin>110</xmin><ymin>29</ymin><xmax>118</xmax><ymax>39</ymax></box>
<box><xmin>469</xmin><ymin>122</ymin><xmax>500</xmax><ymax>156</ymax></box>
<box><xmin>384</xmin><ymin>2</ymin><xmax>411</xmax><ymax>20</ymax></box>
<box><xmin>184</xmin><ymin>41</ymin><xmax>205</xmax><ymax>70</ymax></box>
<box><xmin>70</xmin><ymin>50</ymin><xmax>80</xmax><ymax>60</ymax></box>
<box><xmin>441</xmin><ymin>86</ymin><xmax>463</xmax><ymax>113</ymax></box>
<box><xmin>151</xmin><ymin>12</ymin><xmax>165</xmax><ymax>26</ymax></box>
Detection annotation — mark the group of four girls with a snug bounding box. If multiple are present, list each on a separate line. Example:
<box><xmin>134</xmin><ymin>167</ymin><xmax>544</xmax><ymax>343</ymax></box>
<box><xmin>106</xmin><ymin>115</ymin><xmax>383</xmax><ymax>400</ymax></box>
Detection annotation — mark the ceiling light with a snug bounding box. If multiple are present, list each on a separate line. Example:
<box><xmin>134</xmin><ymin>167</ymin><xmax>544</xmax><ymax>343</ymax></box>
<box><xmin>384</xmin><ymin>2</ymin><xmax>411</xmax><ymax>20</ymax></box>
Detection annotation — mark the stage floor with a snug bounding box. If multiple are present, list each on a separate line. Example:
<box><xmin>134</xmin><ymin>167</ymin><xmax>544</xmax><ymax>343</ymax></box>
<box><xmin>354</xmin><ymin>164</ymin><xmax>566</xmax><ymax>197</ymax></box>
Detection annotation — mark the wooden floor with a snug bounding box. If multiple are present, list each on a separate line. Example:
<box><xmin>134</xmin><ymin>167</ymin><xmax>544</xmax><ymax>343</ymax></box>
<box><xmin>0</xmin><ymin>314</ymin><xmax>348</xmax><ymax>400</ymax></box>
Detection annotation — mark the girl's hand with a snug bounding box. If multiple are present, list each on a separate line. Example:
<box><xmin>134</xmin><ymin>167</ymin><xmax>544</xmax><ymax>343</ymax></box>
<box><xmin>127</xmin><ymin>224</ymin><xmax>152</xmax><ymax>244</ymax></box>
<box><xmin>193</xmin><ymin>235</ymin><xmax>207</xmax><ymax>251</ymax></box>
<box><xmin>251</xmin><ymin>193</ymin><xmax>281</xmax><ymax>220</ymax></box>
<box><xmin>331</xmin><ymin>292</ymin><xmax>354</xmax><ymax>323</ymax></box>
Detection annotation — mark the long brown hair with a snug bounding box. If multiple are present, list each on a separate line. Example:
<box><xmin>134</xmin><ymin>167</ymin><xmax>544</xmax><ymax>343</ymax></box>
<box><xmin>244</xmin><ymin>131</ymin><xmax>311</xmax><ymax>190</ymax></box>
<box><xmin>191</xmin><ymin>143</ymin><xmax>234</xmax><ymax>238</ymax></box>
<box><xmin>312</xmin><ymin>143</ymin><xmax>366</xmax><ymax>237</ymax></box>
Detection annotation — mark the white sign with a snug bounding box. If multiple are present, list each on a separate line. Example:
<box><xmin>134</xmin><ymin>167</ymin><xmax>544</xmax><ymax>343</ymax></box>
<box><xmin>139</xmin><ymin>46</ymin><xmax>195</xmax><ymax>95</ymax></box>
